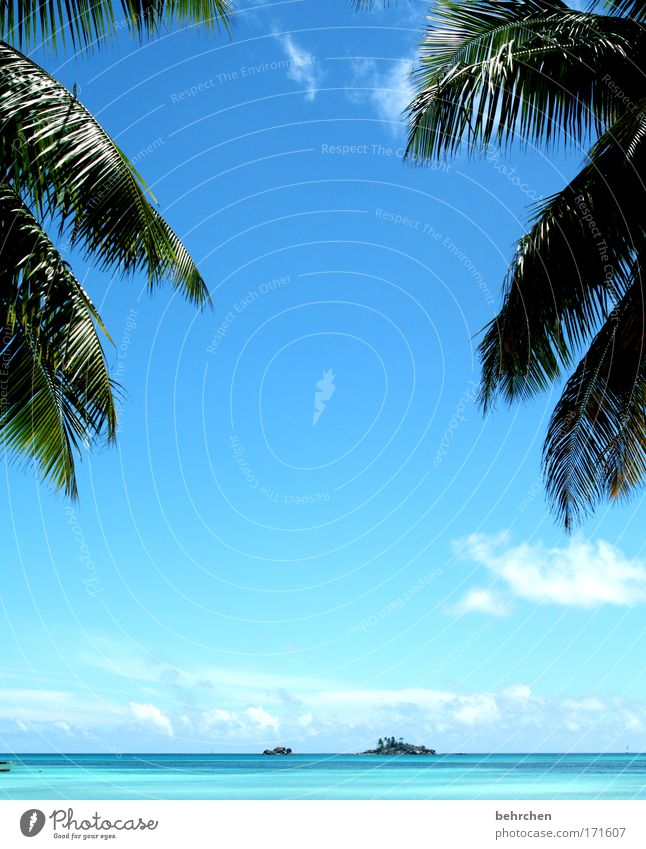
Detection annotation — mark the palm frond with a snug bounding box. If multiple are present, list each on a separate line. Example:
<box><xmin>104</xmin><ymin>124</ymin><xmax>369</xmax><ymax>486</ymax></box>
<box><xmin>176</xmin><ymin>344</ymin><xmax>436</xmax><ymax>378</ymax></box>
<box><xmin>0</xmin><ymin>0</ymin><xmax>232</xmax><ymax>51</ymax></box>
<box><xmin>479</xmin><ymin>99</ymin><xmax>646</xmax><ymax>409</ymax></box>
<box><xmin>406</xmin><ymin>0</ymin><xmax>644</xmax><ymax>160</ymax></box>
<box><xmin>1</xmin><ymin>181</ymin><xmax>117</xmax><ymax>497</ymax></box>
<box><xmin>602</xmin><ymin>1</ymin><xmax>646</xmax><ymax>21</ymax></box>
<box><xmin>543</xmin><ymin>269</ymin><xmax>646</xmax><ymax>530</ymax></box>
<box><xmin>0</xmin><ymin>40</ymin><xmax>209</xmax><ymax>305</ymax></box>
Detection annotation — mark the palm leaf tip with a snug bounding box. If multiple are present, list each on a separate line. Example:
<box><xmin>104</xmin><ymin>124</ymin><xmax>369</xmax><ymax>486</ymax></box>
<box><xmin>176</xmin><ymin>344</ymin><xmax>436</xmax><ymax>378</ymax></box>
<box><xmin>605</xmin><ymin>1</ymin><xmax>646</xmax><ymax>22</ymax></box>
<box><xmin>148</xmin><ymin>211</ymin><xmax>211</xmax><ymax>307</ymax></box>
<box><xmin>542</xmin><ymin>273</ymin><xmax>646</xmax><ymax>531</ymax></box>
<box><xmin>0</xmin><ymin>182</ymin><xmax>117</xmax><ymax>498</ymax></box>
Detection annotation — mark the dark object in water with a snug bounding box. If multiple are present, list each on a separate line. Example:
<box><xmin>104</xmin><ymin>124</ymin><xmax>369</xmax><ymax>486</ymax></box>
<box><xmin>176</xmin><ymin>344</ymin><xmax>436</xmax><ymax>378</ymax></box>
<box><xmin>360</xmin><ymin>738</ymin><xmax>437</xmax><ymax>756</ymax></box>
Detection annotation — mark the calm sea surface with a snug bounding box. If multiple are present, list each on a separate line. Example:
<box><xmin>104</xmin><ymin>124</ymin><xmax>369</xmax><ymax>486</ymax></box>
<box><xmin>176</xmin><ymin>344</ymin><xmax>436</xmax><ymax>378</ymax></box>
<box><xmin>0</xmin><ymin>753</ymin><xmax>644</xmax><ymax>800</ymax></box>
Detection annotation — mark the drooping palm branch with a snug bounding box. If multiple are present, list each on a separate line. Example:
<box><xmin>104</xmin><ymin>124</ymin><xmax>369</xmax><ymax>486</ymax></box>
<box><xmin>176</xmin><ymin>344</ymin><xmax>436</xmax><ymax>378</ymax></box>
<box><xmin>0</xmin><ymin>0</ymin><xmax>231</xmax><ymax>497</ymax></box>
<box><xmin>0</xmin><ymin>0</ymin><xmax>231</xmax><ymax>50</ymax></box>
<box><xmin>479</xmin><ymin>98</ymin><xmax>646</xmax><ymax>408</ymax></box>
<box><xmin>603</xmin><ymin>0</ymin><xmax>646</xmax><ymax>21</ymax></box>
<box><xmin>543</xmin><ymin>267</ymin><xmax>646</xmax><ymax>528</ymax></box>
<box><xmin>407</xmin><ymin>0</ymin><xmax>643</xmax><ymax>158</ymax></box>
<box><xmin>405</xmin><ymin>0</ymin><xmax>646</xmax><ymax>528</ymax></box>
<box><xmin>0</xmin><ymin>41</ymin><xmax>209</xmax><ymax>303</ymax></box>
<box><xmin>0</xmin><ymin>181</ymin><xmax>116</xmax><ymax>497</ymax></box>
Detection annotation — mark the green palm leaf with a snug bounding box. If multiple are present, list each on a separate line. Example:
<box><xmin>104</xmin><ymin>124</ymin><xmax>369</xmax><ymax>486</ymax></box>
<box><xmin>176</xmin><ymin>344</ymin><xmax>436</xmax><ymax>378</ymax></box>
<box><xmin>402</xmin><ymin>0</ymin><xmax>646</xmax><ymax>527</ymax></box>
<box><xmin>543</xmin><ymin>270</ymin><xmax>646</xmax><ymax>530</ymax></box>
<box><xmin>0</xmin><ymin>40</ymin><xmax>208</xmax><ymax>305</ymax></box>
<box><xmin>603</xmin><ymin>1</ymin><xmax>646</xmax><ymax>21</ymax></box>
<box><xmin>406</xmin><ymin>0</ymin><xmax>643</xmax><ymax>160</ymax></box>
<box><xmin>1</xmin><ymin>181</ymin><xmax>116</xmax><ymax>498</ymax></box>
<box><xmin>479</xmin><ymin>98</ymin><xmax>646</xmax><ymax>409</ymax></box>
<box><xmin>0</xmin><ymin>0</ymin><xmax>224</xmax><ymax>498</ymax></box>
<box><xmin>0</xmin><ymin>0</ymin><xmax>231</xmax><ymax>50</ymax></box>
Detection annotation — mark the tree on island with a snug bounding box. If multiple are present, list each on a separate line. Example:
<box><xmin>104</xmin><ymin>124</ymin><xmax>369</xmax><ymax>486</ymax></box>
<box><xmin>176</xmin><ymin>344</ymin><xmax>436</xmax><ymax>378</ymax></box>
<box><xmin>367</xmin><ymin>737</ymin><xmax>436</xmax><ymax>755</ymax></box>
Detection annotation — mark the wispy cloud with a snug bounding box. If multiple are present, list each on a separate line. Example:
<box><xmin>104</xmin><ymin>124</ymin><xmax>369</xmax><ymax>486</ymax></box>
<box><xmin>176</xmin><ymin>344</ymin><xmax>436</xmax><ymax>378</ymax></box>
<box><xmin>4</xmin><ymin>633</ymin><xmax>643</xmax><ymax>751</ymax></box>
<box><xmin>562</xmin><ymin>697</ymin><xmax>605</xmax><ymax>713</ymax></box>
<box><xmin>129</xmin><ymin>701</ymin><xmax>174</xmax><ymax>737</ymax></box>
<box><xmin>4</xmin><ymin>681</ymin><xmax>645</xmax><ymax>753</ymax></box>
<box><xmin>452</xmin><ymin>694</ymin><xmax>499</xmax><ymax>727</ymax></box>
<box><xmin>448</xmin><ymin>587</ymin><xmax>510</xmax><ymax>617</ymax></box>
<box><xmin>246</xmin><ymin>705</ymin><xmax>281</xmax><ymax>731</ymax></box>
<box><xmin>452</xmin><ymin>533</ymin><xmax>646</xmax><ymax>613</ymax></box>
<box><xmin>502</xmin><ymin>684</ymin><xmax>532</xmax><ymax>702</ymax></box>
<box><xmin>275</xmin><ymin>33</ymin><xmax>322</xmax><ymax>101</ymax></box>
<box><xmin>348</xmin><ymin>56</ymin><xmax>415</xmax><ymax>135</ymax></box>
<box><xmin>186</xmin><ymin>705</ymin><xmax>280</xmax><ymax>737</ymax></box>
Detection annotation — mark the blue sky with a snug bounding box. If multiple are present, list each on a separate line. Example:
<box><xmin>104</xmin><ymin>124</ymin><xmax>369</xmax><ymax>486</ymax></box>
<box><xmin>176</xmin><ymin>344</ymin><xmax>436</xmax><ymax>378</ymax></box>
<box><xmin>2</xmin><ymin>0</ymin><xmax>646</xmax><ymax>754</ymax></box>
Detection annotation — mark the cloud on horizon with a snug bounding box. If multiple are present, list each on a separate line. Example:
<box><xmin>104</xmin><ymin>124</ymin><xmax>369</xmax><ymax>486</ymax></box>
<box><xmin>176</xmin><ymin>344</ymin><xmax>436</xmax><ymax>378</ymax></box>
<box><xmin>129</xmin><ymin>701</ymin><xmax>174</xmax><ymax>737</ymax></box>
<box><xmin>3</xmin><ymin>679</ymin><xmax>644</xmax><ymax>754</ymax></box>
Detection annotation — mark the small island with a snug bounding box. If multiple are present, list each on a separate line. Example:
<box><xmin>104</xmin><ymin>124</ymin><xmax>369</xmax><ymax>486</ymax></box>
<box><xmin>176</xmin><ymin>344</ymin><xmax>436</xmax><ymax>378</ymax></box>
<box><xmin>262</xmin><ymin>746</ymin><xmax>292</xmax><ymax>755</ymax></box>
<box><xmin>360</xmin><ymin>737</ymin><xmax>437</xmax><ymax>756</ymax></box>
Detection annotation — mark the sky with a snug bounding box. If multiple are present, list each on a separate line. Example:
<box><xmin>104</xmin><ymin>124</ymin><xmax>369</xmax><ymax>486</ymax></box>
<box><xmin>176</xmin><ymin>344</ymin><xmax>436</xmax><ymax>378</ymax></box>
<box><xmin>2</xmin><ymin>0</ymin><xmax>646</xmax><ymax>755</ymax></box>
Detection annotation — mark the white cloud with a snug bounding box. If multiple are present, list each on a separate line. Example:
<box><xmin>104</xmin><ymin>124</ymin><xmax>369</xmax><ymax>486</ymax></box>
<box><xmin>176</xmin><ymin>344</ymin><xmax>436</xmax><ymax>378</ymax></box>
<box><xmin>563</xmin><ymin>697</ymin><xmax>605</xmax><ymax>713</ymax></box>
<box><xmin>315</xmin><ymin>688</ymin><xmax>455</xmax><ymax>709</ymax></box>
<box><xmin>502</xmin><ymin>684</ymin><xmax>532</xmax><ymax>702</ymax></box>
<box><xmin>348</xmin><ymin>56</ymin><xmax>415</xmax><ymax>134</ymax></box>
<box><xmin>173</xmin><ymin>705</ymin><xmax>284</xmax><ymax>739</ymax></box>
<box><xmin>455</xmin><ymin>533</ymin><xmax>646</xmax><ymax>610</ymax></box>
<box><xmin>5</xmin><ymin>681</ymin><xmax>646</xmax><ymax>754</ymax></box>
<box><xmin>449</xmin><ymin>587</ymin><xmax>510</xmax><ymax>617</ymax></box>
<box><xmin>1</xmin><ymin>688</ymin><xmax>72</xmax><ymax>703</ymax></box>
<box><xmin>0</xmin><ymin>689</ymin><xmax>121</xmax><ymax>726</ymax></box>
<box><xmin>453</xmin><ymin>695</ymin><xmax>500</xmax><ymax>727</ymax></box>
<box><xmin>206</xmin><ymin>708</ymin><xmax>235</xmax><ymax>723</ymax></box>
<box><xmin>202</xmin><ymin>708</ymin><xmax>238</xmax><ymax>729</ymax></box>
<box><xmin>275</xmin><ymin>34</ymin><xmax>322</xmax><ymax>101</ymax></box>
<box><xmin>12</xmin><ymin>638</ymin><xmax>641</xmax><ymax>752</ymax></box>
<box><xmin>624</xmin><ymin>713</ymin><xmax>643</xmax><ymax>732</ymax></box>
<box><xmin>129</xmin><ymin>702</ymin><xmax>173</xmax><ymax>736</ymax></box>
<box><xmin>77</xmin><ymin>644</ymin><xmax>342</xmax><ymax>698</ymax></box>
<box><xmin>246</xmin><ymin>706</ymin><xmax>280</xmax><ymax>732</ymax></box>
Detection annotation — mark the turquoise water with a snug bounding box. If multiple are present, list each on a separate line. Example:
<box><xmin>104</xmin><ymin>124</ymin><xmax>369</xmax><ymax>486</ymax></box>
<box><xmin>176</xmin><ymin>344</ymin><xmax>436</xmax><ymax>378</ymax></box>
<box><xmin>1</xmin><ymin>754</ymin><xmax>645</xmax><ymax>799</ymax></box>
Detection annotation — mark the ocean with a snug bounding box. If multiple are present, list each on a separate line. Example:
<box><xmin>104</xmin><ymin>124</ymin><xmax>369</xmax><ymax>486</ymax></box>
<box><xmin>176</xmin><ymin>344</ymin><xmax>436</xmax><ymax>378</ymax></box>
<box><xmin>0</xmin><ymin>753</ymin><xmax>644</xmax><ymax>800</ymax></box>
